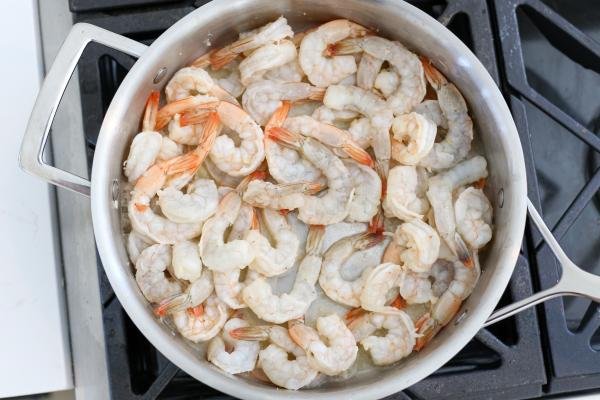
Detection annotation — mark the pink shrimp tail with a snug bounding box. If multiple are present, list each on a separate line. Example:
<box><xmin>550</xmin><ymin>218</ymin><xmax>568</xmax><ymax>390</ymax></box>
<box><xmin>142</xmin><ymin>91</ymin><xmax>160</xmax><ymax>131</ymax></box>
<box><xmin>266</xmin><ymin>127</ymin><xmax>303</xmax><ymax>150</ymax></box>
<box><xmin>420</xmin><ymin>56</ymin><xmax>448</xmax><ymax>89</ymax></box>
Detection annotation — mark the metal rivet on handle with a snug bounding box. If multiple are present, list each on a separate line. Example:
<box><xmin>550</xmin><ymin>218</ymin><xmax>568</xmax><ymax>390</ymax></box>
<box><xmin>111</xmin><ymin>179</ymin><xmax>119</xmax><ymax>208</ymax></box>
<box><xmin>153</xmin><ymin>67</ymin><xmax>168</xmax><ymax>84</ymax></box>
<box><xmin>497</xmin><ymin>188</ymin><xmax>504</xmax><ymax>208</ymax></box>
<box><xmin>455</xmin><ymin>310</ymin><xmax>468</xmax><ymax>325</ymax></box>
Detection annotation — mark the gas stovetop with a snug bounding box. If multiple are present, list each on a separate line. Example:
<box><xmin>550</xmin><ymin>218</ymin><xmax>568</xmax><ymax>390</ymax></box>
<box><xmin>45</xmin><ymin>0</ymin><xmax>600</xmax><ymax>398</ymax></box>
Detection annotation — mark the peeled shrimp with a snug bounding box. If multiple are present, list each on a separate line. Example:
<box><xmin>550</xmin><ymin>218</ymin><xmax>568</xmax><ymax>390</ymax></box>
<box><xmin>239</xmin><ymin>40</ymin><xmax>297</xmax><ymax>85</ymax></box>
<box><xmin>208</xmin><ymin>318</ymin><xmax>260</xmax><ymax>374</ymax></box>
<box><xmin>264</xmin><ymin>58</ymin><xmax>305</xmax><ymax>83</ymax></box>
<box><xmin>156</xmin><ymin>136</ymin><xmax>183</xmax><ymax>162</ymax></box>
<box><xmin>208</xmin><ymin>58</ymin><xmax>244</xmax><ymax>98</ymax></box>
<box><xmin>245</xmin><ymin>208</ymin><xmax>299</xmax><ymax>277</ymax></box>
<box><xmin>199</xmin><ymin>191</ymin><xmax>255</xmax><ymax>271</ymax></box>
<box><xmin>154</xmin><ymin>269</ymin><xmax>214</xmax><ymax>316</ymax></box>
<box><xmin>454</xmin><ymin>187</ymin><xmax>493</xmax><ymax>249</ymax></box>
<box><xmin>319</xmin><ymin>231</ymin><xmax>383</xmax><ymax>307</ymax></box>
<box><xmin>330</xmin><ymin>36</ymin><xmax>426</xmax><ymax>115</ymax></box>
<box><xmin>348</xmin><ymin>311</ymin><xmax>416</xmax><ymax>366</ymax></box>
<box><xmin>135</xmin><ymin>244</ymin><xmax>181</xmax><ymax>303</ymax></box>
<box><xmin>171</xmin><ymin>240</ymin><xmax>203</xmax><ymax>281</ymax></box>
<box><xmin>204</xmin><ymin>157</ymin><xmax>244</xmax><ymax>188</ymax></box>
<box><xmin>391</xmin><ymin>112</ymin><xmax>436</xmax><ymax>165</ymax></box>
<box><xmin>165</xmin><ymin>67</ymin><xmax>237</xmax><ymax>105</ymax></box>
<box><xmin>427</xmin><ymin>156</ymin><xmax>487</xmax><ymax>263</ymax></box>
<box><xmin>343</xmin><ymin>160</ymin><xmax>381</xmax><ymax>223</ymax></box>
<box><xmin>127</xmin><ymin>231</ymin><xmax>153</xmax><ymax>264</ymax></box>
<box><xmin>288</xmin><ymin>314</ymin><xmax>358</xmax><ymax>376</ymax></box>
<box><xmin>419</xmin><ymin>61</ymin><xmax>473</xmax><ymax>171</ymax></box>
<box><xmin>242</xmin><ymin>180</ymin><xmax>323</xmax><ymax>211</ymax></box>
<box><xmin>374</xmin><ymin>68</ymin><xmax>400</xmax><ymax>98</ymax></box>
<box><xmin>413</xmin><ymin>100</ymin><xmax>448</xmax><ymax>130</ymax></box>
<box><xmin>347</xmin><ymin>117</ymin><xmax>374</xmax><ymax>149</ymax></box>
<box><xmin>172</xmin><ymin>294</ymin><xmax>228</xmax><ymax>342</ymax></box>
<box><xmin>357</xmin><ymin>53</ymin><xmax>384</xmax><ymax>90</ymax></box>
<box><xmin>242</xmin><ymin>225</ymin><xmax>325</xmax><ymax>323</ymax></box>
<box><xmin>299</xmin><ymin>19</ymin><xmax>369</xmax><ymax>87</ymax></box>
<box><xmin>242</xmin><ymin>80</ymin><xmax>325</xmax><ymax>126</ymax></box>
<box><xmin>381</xmin><ymin>241</ymin><xmax>433</xmax><ymax>304</ymax></box>
<box><xmin>360</xmin><ymin>262</ymin><xmax>403</xmax><ymax>314</ymax></box>
<box><xmin>393</xmin><ymin>218</ymin><xmax>440</xmax><ymax>273</ymax></box>
<box><xmin>311</xmin><ymin>106</ymin><xmax>359</xmax><ymax>128</ymax></box>
<box><xmin>157</xmin><ymin>178</ymin><xmax>218</xmax><ymax>224</ymax></box>
<box><xmin>383</xmin><ymin>165</ymin><xmax>430</xmax><ymax>221</ymax></box>
<box><xmin>230</xmin><ymin>325</ymin><xmax>318</xmax><ymax>390</ymax></box>
<box><xmin>168</xmin><ymin>113</ymin><xmax>203</xmax><ymax>146</ymax></box>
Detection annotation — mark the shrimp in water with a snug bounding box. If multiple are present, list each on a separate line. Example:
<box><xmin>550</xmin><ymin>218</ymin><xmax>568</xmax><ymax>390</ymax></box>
<box><xmin>454</xmin><ymin>187</ymin><xmax>493</xmax><ymax>250</ymax></box>
<box><xmin>319</xmin><ymin>231</ymin><xmax>384</xmax><ymax>307</ymax></box>
<box><xmin>230</xmin><ymin>325</ymin><xmax>318</xmax><ymax>390</ymax></box>
<box><xmin>393</xmin><ymin>218</ymin><xmax>440</xmax><ymax>273</ymax></box>
<box><xmin>348</xmin><ymin>311</ymin><xmax>416</xmax><ymax>366</ymax></box>
<box><xmin>288</xmin><ymin>314</ymin><xmax>358</xmax><ymax>376</ymax></box>
<box><xmin>172</xmin><ymin>294</ymin><xmax>228</xmax><ymax>342</ymax></box>
<box><xmin>383</xmin><ymin>165</ymin><xmax>430</xmax><ymax>221</ymax></box>
<box><xmin>164</xmin><ymin>67</ymin><xmax>237</xmax><ymax>105</ymax></box>
<box><xmin>242</xmin><ymin>180</ymin><xmax>324</xmax><ymax>211</ymax></box>
<box><xmin>418</xmin><ymin>59</ymin><xmax>474</xmax><ymax>171</ymax></box>
<box><xmin>238</xmin><ymin>40</ymin><xmax>297</xmax><ymax>85</ymax></box>
<box><xmin>243</xmin><ymin>225</ymin><xmax>325</xmax><ymax>323</ymax></box>
<box><xmin>360</xmin><ymin>262</ymin><xmax>403</xmax><ymax>314</ymax></box>
<box><xmin>157</xmin><ymin>178</ymin><xmax>218</xmax><ymax>224</ymax></box>
<box><xmin>245</xmin><ymin>207</ymin><xmax>300</xmax><ymax>277</ymax></box>
<box><xmin>207</xmin><ymin>318</ymin><xmax>260</xmax><ymax>374</ymax></box>
<box><xmin>427</xmin><ymin>156</ymin><xmax>487</xmax><ymax>264</ymax></box>
<box><xmin>328</xmin><ymin>36</ymin><xmax>426</xmax><ymax>115</ymax></box>
<box><xmin>135</xmin><ymin>244</ymin><xmax>181</xmax><ymax>303</ymax></box>
<box><xmin>299</xmin><ymin>19</ymin><xmax>369</xmax><ymax>87</ymax></box>
<box><xmin>343</xmin><ymin>159</ymin><xmax>381</xmax><ymax>223</ymax></box>
<box><xmin>391</xmin><ymin>112</ymin><xmax>437</xmax><ymax>165</ymax></box>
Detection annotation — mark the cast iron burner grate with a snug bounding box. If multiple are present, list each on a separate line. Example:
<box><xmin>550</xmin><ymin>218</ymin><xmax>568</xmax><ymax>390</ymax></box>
<box><xmin>70</xmin><ymin>0</ymin><xmax>599</xmax><ymax>398</ymax></box>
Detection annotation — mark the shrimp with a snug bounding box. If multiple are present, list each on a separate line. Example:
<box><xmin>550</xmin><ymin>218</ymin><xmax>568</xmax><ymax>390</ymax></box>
<box><xmin>347</xmin><ymin>117</ymin><xmax>374</xmax><ymax>149</ymax></box>
<box><xmin>204</xmin><ymin>157</ymin><xmax>244</xmax><ymax>188</ymax></box>
<box><xmin>357</xmin><ymin>53</ymin><xmax>384</xmax><ymax>90</ymax></box>
<box><xmin>168</xmin><ymin>113</ymin><xmax>203</xmax><ymax>146</ymax></box>
<box><xmin>415</xmin><ymin>252</ymin><xmax>481</xmax><ymax>350</ymax></box>
<box><xmin>263</xmin><ymin>101</ymin><xmax>324</xmax><ymax>185</ymax></box>
<box><xmin>242</xmin><ymin>225</ymin><xmax>325</xmax><ymax>323</ymax></box>
<box><xmin>426</xmin><ymin>156</ymin><xmax>487</xmax><ymax>264</ymax></box>
<box><xmin>323</xmin><ymin>84</ymin><xmax>393</xmax><ymax>176</ymax></box>
<box><xmin>397</xmin><ymin>265</ymin><xmax>433</xmax><ymax>305</ymax></box>
<box><xmin>128</xmin><ymin>114</ymin><xmax>220</xmax><ymax>244</ymax></box>
<box><xmin>328</xmin><ymin>36</ymin><xmax>426</xmax><ymax>115</ymax></box>
<box><xmin>242</xmin><ymin>80</ymin><xmax>325</xmax><ymax>126</ymax></box>
<box><xmin>123</xmin><ymin>92</ymin><xmax>162</xmax><ymax>182</ymax></box>
<box><xmin>172</xmin><ymin>294</ymin><xmax>228</xmax><ymax>342</ymax></box>
<box><xmin>156</xmin><ymin>136</ymin><xmax>183</xmax><ymax>162</ymax></box>
<box><xmin>207</xmin><ymin>318</ymin><xmax>260</xmax><ymax>374</ymax></box>
<box><xmin>127</xmin><ymin>231</ymin><xmax>153</xmax><ymax>264</ymax></box>
<box><xmin>153</xmin><ymin>269</ymin><xmax>214</xmax><ymax>316</ymax></box>
<box><xmin>413</xmin><ymin>100</ymin><xmax>448</xmax><ymax>130</ymax></box>
<box><xmin>171</xmin><ymin>240</ymin><xmax>203</xmax><ymax>281</ymax></box>
<box><xmin>382</xmin><ymin>165</ymin><xmax>430</xmax><ymax>221</ymax></box>
<box><xmin>245</xmin><ymin>208</ymin><xmax>300</xmax><ymax>277</ymax></box>
<box><xmin>418</xmin><ymin>60</ymin><xmax>473</xmax><ymax>171</ymax></box>
<box><xmin>311</xmin><ymin>106</ymin><xmax>359</xmax><ymax>128</ymax></box>
<box><xmin>360</xmin><ymin>262</ymin><xmax>403</xmax><ymax>314</ymax></box>
<box><xmin>209</xmin><ymin>16</ymin><xmax>294</xmax><ymax>70</ymax></box>
<box><xmin>348</xmin><ymin>311</ymin><xmax>416</xmax><ymax>366</ymax></box>
<box><xmin>134</xmin><ymin>244</ymin><xmax>181</xmax><ymax>303</ymax></box>
<box><xmin>299</xmin><ymin>19</ymin><xmax>369</xmax><ymax>87</ymax></box>
<box><xmin>374</xmin><ymin>68</ymin><xmax>400</xmax><ymax>98</ymax></box>
<box><xmin>239</xmin><ymin>40</ymin><xmax>297</xmax><ymax>85</ymax></box>
<box><xmin>430</xmin><ymin>259</ymin><xmax>454</xmax><ymax>299</ymax></box>
<box><xmin>208</xmin><ymin>101</ymin><xmax>265</xmax><ymax>176</ymax></box>
<box><xmin>393</xmin><ymin>218</ymin><xmax>440</xmax><ymax>273</ymax></box>
<box><xmin>288</xmin><ymin>314</ymin><xmax>358</xmax><ymax>376</ymax></box>
<box><xmin>318</xmin><ymin>231</ymin><xmax>384</xmax><ymax>307</ymax></box>
<box><xmin>242</xmin><ymin>180</ymin><xmax>324</xmax><ymax>211</ymax></box>
<box><xmin>267</xmin><ymin>128</ymin><xmax>355</xmax><ymax>225</ymax></box>
<box><xmin>391</xmin><ymin>112</ymin><xmax>437</xmax><ymax>165</ymax></box>
<box><xmin>164</xmin><ymin>67</ymin><xmax>237</xmax><ymax>105</ymax></box>
<box><xmin>208</xmin><ymin>58</ymin><xmax>245</xmax><ymax>98</ymax></box>
<box><xmin>157</xmin><ymin>178</ymin><xmax>218</xmax><ymax>223</ymax></box>
<box><xmin>264</xmin><ymin>58</ymin><xmax>305</xmax><ymax>83</ymax></box>
<box><xmin>454</xmin><ymin>187</ymin><xmax>493</xmax><ymax>249</ymax></box>
<box><xmin>230</xmin><ymin>325</ymin><xmax>318</xmax><ymax>390</ymax></box>
<box><xmin>199</xmin><ymin>190</ymin><xmax>255</xmax><ymax>272</ymax></box>
<box><xmin>343</xmin><ymin>160</ymin><xmax>381</xmax><ymax>223</ymax></box>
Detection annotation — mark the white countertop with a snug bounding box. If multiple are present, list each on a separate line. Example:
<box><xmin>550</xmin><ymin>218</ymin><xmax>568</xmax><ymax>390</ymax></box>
<box><xmin>0</xmin><ymin>0</ymin><xmax>72</xmax><ymax>397</ymax></box>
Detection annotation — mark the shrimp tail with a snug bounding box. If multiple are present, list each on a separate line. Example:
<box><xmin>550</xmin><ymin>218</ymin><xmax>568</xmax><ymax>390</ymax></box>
<box><xmin>265</xmin><ymin>101</ymin><xmax>291</xmax><ymax>131</ymax></box>
<box><xmin>210</xmin><ymin>39</ymin><xmax>249</xmax><ymax>70</ymax></box>
<box><xmin>308</xmin><ymin>87</ymin><xmax>326</xmax><ymax>102</ymax></box>
<box><xmin>303</xmin><ymin>181</ymin><xmax>326</xmax><ymax>195</ymax></box>
<box><xmin>250</xmin><ymin>208</ymin><xmax>260</xmax><ymax>230</ymax></box>
<box><xmin>368</xmin><ymin>209</ymin><xmax>385</xmax><ymax>235</ymax></box>
<box><xmin>180</xmin><ymin>109</ymin><xmax>211</xmax><ymax>127</ymax></box>
<box><xmin>156</xmin><ymin>97</ymin><xmax>219</xmax><ymax>130</ymax></box>
<box><xmin>229</xmin><ymin>326</ymin><xmax>270</xmax><ymax>341</ymax></box>
<box><xmin>306</xmin><ymin>225</ymin><xmax>326</xmax><ymax>255</ymax></box>
<box><xmin>267</xmin><ymin>127</ymin><xmax>303</xmax><ymax>150</ymax></box>
<box><xmin>190</xmin><ymin>50</ymin><xmax>215</xmax><ymax>69</ymax></box>
<box><xmin>345</xmin><ymin>307</ymin><xmax>366</xmax><ymax>324</ymax></box>
<box><xmin>343</xmin><ymin>142</ymin><xmax>374</xmax><ymax>167</ymax></box>
<box><xmin>142</xmin><ymin>91</ymin><xmax>160</xmax><ymax>132</ymax></box>
<box><xmin>153</xmin><ymin>293</ymin><xmax>191</xmax><ymax>316</ymax></box>
<box><xmin>390</xmin><ymin>294</ymin><xmax>407</xmax><ymax>310</ymax></box>
<box><xmin>326</xmin><ymin>38</ymin><xmax>362</xmax><ymax>56</ymax></box>
<box><xmin>374</xmin><ymin>161</ymin><xmax>388</xmax><ymax>198</ymax></box>
<box><xmin>186</xmin><ymin>304</ymin><xmax>204</xmax><ymax>318</ymax></box>
<box><xmin>236</xmin><ymin>170</ymin><xmax>268</xmax><ymax>192</ymax></box>
<box><xmin>354</xmin><ymin>232</ymin><xmax>384</xmax><ymax>251</ymax></box>
<box><xmin>414</xmin><ymin>313</ymin><xmax>439</xmax><ymax>351</ymax></box>
<box><xmin>454</xmin><ymin>233</ymin><xmax>473</xmax><ymax>268</ymax></box>
<box><xmin>419</xmin><ymin>56</ymin><xmax>448</xmax><ymax>89</ymax></box>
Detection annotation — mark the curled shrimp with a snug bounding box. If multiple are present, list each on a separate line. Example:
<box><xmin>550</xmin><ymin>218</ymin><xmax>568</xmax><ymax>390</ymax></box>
<box><xmin>288</xmin><ymin>314</ymin><xmax>358</xmax><ymax>376</ymax></box>
<box><xmin>418</xmin><ymin>60</ymin><xmax>473</xmax><ymax>171</ymax></box>
<box><xmin>168</xmin><ymin>113</ymin><xmax>204</xmax><ymax>146</ymax></box>
<box><xmin>374</xmin><ymin>68</ymin><xmax>400</xmax><ymax>98</ymax></box>
<box><xmin>165</xmin><ymin>67</ymin><xmax>237</xmax><ymax>105</ymax></box>
<box><xmin>348</xmin><ymin>311</ymin><xmax>416</xmax><ymax>366</ymax></box>
<box><xmin>207</xmin><ymin>58</ymin><xmax>244</xmax><ymax>98</ymax></box>
<box><xmin>267</xmin><ymin>127</ymin><xmax>355</xmax><ymax>225</ymax></box>
<box><xmin>360</xmin><ymin>262</ymin><xmax>403</xmax><ymax>314</ymax></box>
<box><xmin>242</xmin><ymin>180</ymin><xmax>324</xmax><ymax>211</ymax></box>
<box><xmin>239</xmin><ymin>40</ymin><xmax>297</xmax><ymax>85</ymax></box>
<box><xmin>318</xmin><ymin>231</ymin><xmax>384</xmax><ymax>307</ymax></box>
<box><xmin>204</xmin><ymin>157</ymin><xmax>244</xmax><ymax>188</ymax></box>
<box><xmin>427</xmin><ymin>156</ymin><xmax>488</xmax><ymax>264</ymax></box>
<box><xmin>264</xmin><ymin>58</ymin><xmax>305</xmax><ymax>83</ymax></box>
<box><xmin>329</xmin><ymin>36</ymin><xmax>426</xmax><ymax>115</ymax></box>
<box><xmin>207</xmin><ymin>318</ymin><xmax>260</xmax><ymax>374</ymax></box>
<box><xmin>413</xmin><ymin>99</ymin><xmax>448</xmax><ymax>130</ymax></box>
<box><xmin>199</xmin><ymin>190</ymin><xmax>255</xmax><ymax>272</ymax></box>
<box><xmin>230</xmin><ymin>325</ymin><xmax>318</xmax><ymax>390</ymax></box>
<box><xmin>343</xmin><ymin>159</ymin><xmax>381</xmax><ymax>223</ymax></box>
<box><xmin>382</xmin><ymin>165</ymin><xmax>430</xmax><ymax>221</ymax></box>
<box><xmin>299</xmin><ymin>19</ymin><xmax>369</xmax><ymax>87</ymax></box>
<box><xmin>156</xmin><ymin>136</ymin><xmax>183</xmax><ymax>161</ymax></box>
<box><xmin>154</xmin><ymin>269</ymin><xmax>214</xmax><ymax>316</ymax></box>
<box><xmin>157</xmin><ymin>178</ymin><xmax>218</xmax><ymax>224</ymax></box>
<box><xmin>391</xmin><ymin>112</ymin><xmax>437</xmax><ymax>165</ymax></box>
<box><xmin>393</xmin><ymin>218</ymin><xmax>440</xmax><ymax>273</ymax></box>
<box><xmin>171</xmin><ymin>240</ymin><xmax>203</xmax><ymax>281</ymax></box>
<box><xmin>127</xmin><ymin>231</ymin><xmax>153</xmax><ymax>265</ymax></box>
<box><xmin>135</xmin><ymin>244</ymin><xmax>181</xmax><ymax>303</ymax></box>
<box><xmin>242</xmin><ymin>81</ymin><xmax>325</xmax><ymax>126</ymax></box>
<box><xmin>347</xmin><ymin>117</ymin><xmax>375</xmax><ymax>149</ymax></box>
<box><xmin>245</xmin><ymin>208</ymin><xmax>300</xmax><ymax>277</ymax></box>
<box><xmin>357</xmin><ymin>53</ymin><xmax>384</xmax><ymax>90</ymax></box>
<box><xmin>454</xmin><ymin>187</ymin><xmax>493</xmax><ymax>250</ymax></box>
<box><xmin>311</xmin><ymin>106</ymin><xmax>359</xmax><ymax>129</ymax></box>
<box><xmin>172</xmin><ymin>294</ymin><xmax>228</xmax><ymax>342</ymax></box>
<box><xmin>242</xmin><ymin>225</ymin><xmax>325</xmax><ymax>323</ymax></box>
<box><xmin>323</xmin><ymin>84</ymin><xmax>393</xmax><ymax>176</ymax></box>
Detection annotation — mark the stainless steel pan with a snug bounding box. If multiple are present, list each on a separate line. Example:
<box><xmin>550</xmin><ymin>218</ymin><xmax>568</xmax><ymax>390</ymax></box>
<box><xmin>19</xmin><ymin>0</ymin><xmax>600</xmax><ymax>398</ymax></box>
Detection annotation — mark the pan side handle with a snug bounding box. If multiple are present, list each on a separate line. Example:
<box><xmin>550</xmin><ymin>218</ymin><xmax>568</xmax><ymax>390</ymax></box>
<box><xmin>19</xmin><ymin>23</ymin><xmax>148</xmax><ymax>197</ymax></box>
<box><xmin>484</xmin><ymin>198</ymin><xmax>600</xmax><ymax>326</ymax></box>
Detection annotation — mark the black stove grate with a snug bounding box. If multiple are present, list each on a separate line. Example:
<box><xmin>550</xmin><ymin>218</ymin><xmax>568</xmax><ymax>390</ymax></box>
<box><xmin>70</xmin><ymin>0</ymin><xmax>600</xmax><ymax>398</ymax></box>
